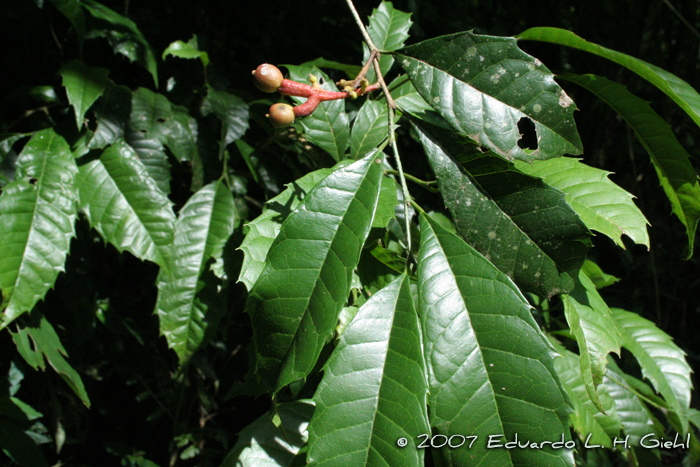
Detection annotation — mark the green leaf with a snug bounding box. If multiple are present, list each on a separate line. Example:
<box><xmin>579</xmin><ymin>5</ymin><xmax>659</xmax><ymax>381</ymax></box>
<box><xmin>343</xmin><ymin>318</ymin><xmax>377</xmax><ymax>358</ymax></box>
<box><xmin>417</xmin><ymin>214</ymin><xmax>573</xmax><ymax>467</ymax></box>
<box><xmin>300</xmin><ymin>58</ymin><xmax>362</xmax><ymax>78</ymax></box>
<box><xmin>51</xmin><ymin>0</ymin><xmax>86</xmax><ymax>44</ymax></box>
<box><xmin>9</xmin><ymin>313</ymin><xmax>90</xmax><ymax>406</ymax></box>
<box><xmin>518</xmin><ymin>27</ymin><xmax>700</xmax><ymax>129</ymax></box>
<box><xmin>125</xmin><ymin>88</ymin><xmax>199</xmax><ymax>192</ymax></box>
<box><xmin>155</xmin><ymin>180</ymin><xmax>235</xmax><ymax>364</ymax></box>
<box><xmin>0</xmin><ymin>420</ymin><xmax>49</xmax><ymax>467</ymax></box>
<box><xmin>247</xmin><ymin>154</ymin><xmax>383</xmax><ymax>393</ymax></box>
<box><xmin>237</xmin><ymin>163</ymin><xmax>350</xmax><ymax>291</ymax></box>
<box><xmin>88</xmin><ymin>84</ymin><xmax>132</xmax><ymax>149</ymax></box>
<box><xmin>201</xmin><ymin>85</ymin><xmax>250</xmax><ymax>148</ymax></box>
<box><xmin>612</xmin><ymin>308</ymin><xmax>692</xmax><ymax>435</ymax></box>
<box><xmin>559</xmin><ymin>73</ymin><xmax>700</xmax><ymax>257</ymax></box>
<box><xmin>514</xmin><ymin>156</ymin><xmax>650</xmax><ymax>249</ymax></box>
<box><xmin>362</xmin><ymin>1</ymin><xmax>413</xmax><ymax>82</ymax></box>
<box><xmin>561</xmin><ymin>271</ymin><xmax>622</xmax><ymax>413</ymax></box>
<box><xmin>581</xmin><ymin>260</ymin><xmax>619</xmax><ymax>289</ymax></box>
<box><xmin>350</xmin><ymin>100</ymin><xmax>388</xmax><ymax>159</ymax></box>
<box><xmin>234</xmin><ymin>140</ymin><xmax>280</xmax><ymax>195</ymax></box>
<box><xmin>604</xmin><ymin>358</ymin><xmax>661</xmax><ymax>446</ymax></box>
<box><xmin>285</xmin><ymin>65</ymin><xmax>350</xmax><ymax>161</ymax></box>
<box><xmin>548</xmin><ymin>337</ymin><xmax>621</xmax><ymax>448</ymax></box>
<box><xmin>0</xmin><ymin>129</ymin><xmax>78</xmax><ymax>328</ymax></box>
<box><xmin>82</xmin><ymin>0</ymin><xmax>158</xmax><ymax>86</ymax></box>
<box><xmin>162</xmin><ymin>35</ymin><xmax>209</xmax><ymax>69</ymax></box>
<box><xmin>221</xmin><ymin>400</ymin><xmax>314</xmax><ymax>467</ymax></box>
<box><xmin>414</xmin><ymin>119</ymin><xmax>590</xmax><ymax>297</ymax></box>
<box><xmin>76</xmin><ymin>140</ymin><xmax>176</xmax><ymax>269</ymax></box>
<box><xmin>308</xmin><ymin>273</ymin><xmax>429</xmax><ymax>466</ymax></box>
<box><xmin>0</xmin><ymin>397</ymin><xmax>43</xmax><ymax>422</ymax></box>
<box><xmin>396</xmin><ymin>31</ymin><xmax>583</xmax><ymax>161</ymax></box>
<box><xmin>59</xmin><ymin>60</ymin><xmax>112</xmax><ymax>129</ymax></box>
<box><xmin>372</xmin><ymin>175</ymin><xmax>398</xmax><ymax>228</ymax></box>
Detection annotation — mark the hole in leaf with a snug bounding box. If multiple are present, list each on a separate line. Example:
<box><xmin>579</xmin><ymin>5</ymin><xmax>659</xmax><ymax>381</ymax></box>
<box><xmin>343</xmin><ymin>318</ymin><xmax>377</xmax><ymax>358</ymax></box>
<box><xmin>28</xmin><ymin>178</ymin><xmax>37</xmax><ymax>185</ymax></box>
<box><xmin>318</xmin><ymin>77</ymin><xmax>325</xmax><ymax>85</ymax></box>
<box><xmin>156</xmin><ymin>117</ymin><xmax>167</xmax><ymax>123</ymax></box>
<box><xmin>140</xmin><ymin>129</ymin><xmax>148</xmax><ymax>134</ymax></box>
<box><xmin>517</xmin><ymin>117</ymin><xmax>538</xmax><ymax>151</ymax></box>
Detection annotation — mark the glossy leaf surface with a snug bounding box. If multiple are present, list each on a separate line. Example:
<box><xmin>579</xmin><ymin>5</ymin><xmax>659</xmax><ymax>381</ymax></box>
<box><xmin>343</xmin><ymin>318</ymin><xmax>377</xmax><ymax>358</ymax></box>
<box><xmin>76</xmin><ymin>140</ymin><xmax>176</xmax><ymax>269</ymax></box>
<box><xmin>238</xmin><ymin>164</ymin><xmax>349</xmax><ymax>291</ymax></box>
<box><xmin>518</xmin><ymin>27</ymin><xmax>700</xmax><ymax>129</ymax></box>
<box><xmin>350</xmin><ymin>100</ymin><xmax>388</xmax><ymax>159</ymax></box>
<box><xmin>397</xmin><ymin>31</ymin><xmax>583</xmax><ymax>161</ymax></box>
<box><xmin>612</xmin><ymin>308</ymin><xmax>692</xmax><ymax>434</ymax></box>
<box><xmin>162</xmin><ymin>35</ymin><xmax>210</xmax><ymax>69</ymax></box>
<box><xmin>59</xmin><ymin>61</ymin><xmax>111</xmax><ymax>129</ymax></box>
<box><xmin>514</xmin><ymin>156</ymin><xmax>650</xmax><ymax>249</ymax></box>
<box><xmin>247</xmin><ymin>154</ymin><xmax>382</xmax><ymax>393</ymax></box>
<box><xmin>561</xmin><ymin>272</ymin><xmax>622</xmax><ymax>413</ymax></box>
<box><xmin>221</xmin><ymin>400</ymin><xmax>314</xmax><ymax>467</ymax></box>
<box><xmin>417</xmin><ymin>214</ymin><xmax>573</xmax><ymax>467</ymax></box>
<box><xmin>415</xmin><ymin>120</ymin><xmax>590</xmax><ymax>297</ymax></box>
<box><xmin>308</xmin><ymin>274</ymin><xmax>429</xmax><ymax>466</ymax></box>
<box><xmin>0</xmin><ymin>129</ymin><xmax>78</xmax><ymax>327</ymax></box>
<box><xmin>286</xmin><ymin>66</ymin><xmax>350</xmax><ymax>161</ymax></box>
<box><xmin>362</xmin><ymin>1</ymin><xmax>412</xmax><ymax>82</ymax></box>
<box><xmin>548</xmin><ymin>337</ymin><xmax>621</xmax><ymax>448</ymax></box>
<box><xmin>561</xmin><ymin>73</ymin><xmax>700</xmax><ymax>256</ymax></box>
<box><xmin>155</xmin><ymin>180</ymin><xmax>235</xmax><ymax>363</ymax></box>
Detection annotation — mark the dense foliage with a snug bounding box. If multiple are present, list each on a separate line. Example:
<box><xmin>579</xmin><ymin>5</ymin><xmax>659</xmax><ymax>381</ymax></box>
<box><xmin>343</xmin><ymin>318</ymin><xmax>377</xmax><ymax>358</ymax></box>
<box><xmin>1</xmin><ymin>1</ymin><xmax>699</xmax><ymax>467</ymax></box>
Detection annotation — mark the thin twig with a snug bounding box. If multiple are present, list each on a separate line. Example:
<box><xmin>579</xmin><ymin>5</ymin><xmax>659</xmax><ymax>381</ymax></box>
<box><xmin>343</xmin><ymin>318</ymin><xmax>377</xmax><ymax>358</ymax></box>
<box><xmin>346</xmin><ymin>0</ymin><xmax>412</xmax><ymax>259</ymax></box>
<box><xmin>386</xmin><ymin>170</ymin><xmax>440</xmax><ymax>192</ymax></box>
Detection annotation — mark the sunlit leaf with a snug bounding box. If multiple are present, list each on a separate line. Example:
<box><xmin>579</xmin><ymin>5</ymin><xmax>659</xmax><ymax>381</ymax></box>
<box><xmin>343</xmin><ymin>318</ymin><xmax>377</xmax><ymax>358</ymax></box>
<box><xmin>414</xmin><ymin>119</ymin><xmax>590</xmax><ymax>297</ymax></box>
<box><xmin>350</xmin><ymin>100</ymin><xmax>388</xmax><ymax>159</ymax></box>
<box><xmin>560</xmin><ymin>73</ymin><xmax>700</xmax><ymax>257</ymax></box>
<box><xmin>518</xmin><ymin>27</ymin><xmax>700</xmax><ymax>129</ymax></box>
<box><xmin>363</xmin><ymin>1</ymin><xmax>413</xmax><ymax>82</ymax></box>
<box><xmin>247</xmin><ymin>154</ymin><xmax>383</xmax><ymax>393</ymax></box>
<box><xmin>238</xmin><ymin>163</ymin><xmax>350</xmax><ymax>291</ymax></box>
<box><xmin>76</xmin><ymin>140</ymin><xmax>175</xmax><ymax>269</ymax></box>
<box><xmin>612</xmin><ymin>307</ymin><xmax>692</xmax><ymax>435</ymax></box>
<box><xmin>417</xmin><ymin>214</ymin><xmax>573</xmax><ymax>467</ymax></box>
<box><xmin>10</xmin><ymin>313</ymin><xmax>90</xmax><ymax>406</ymax></box>
<box><xmin>285</xmin><ymin>65</ymin><xmax>349</xmax><ymax>161</ymax></box>
<box><xmin>581</xmin><ymin>260</ymin><xmax>619</xmax><ymax>289</ymax></box>
<box><xmin>162</xmin><ymin>34</ymin><xmax>210</xmax><ymax>69</ymax></box>
<box><xmin>562</xmin><ymin>271</ymin><xmax>622</xmax><ymax>413</ymax></box>
<box><xmin>155</xmin><ymin>180</ymin><xmax>235</xmax><ymax>364</ymax></box>
<box><xmin>548</xmin><ymin>337</ymin><xmax>621</xmax><ymax>448</ymax></box>
<box><xmin>221</xmin><ymin>400</ymin><xmax>314</xmax><ymax>467</ymax></box>
<box><xmin>300</xmin><ymin>58</ymin><xmax>361</xmax><ymax>78</ymax></box>
<box><xmin>308</xmin><ymin>274</ymin><xmax>429</xmax><ymax>466</ymax></box>
<box><xmin>0</xmin><ymin>129</ymin><xmax>78</xmax><ymax>327</ymax></box>
<box><xmin>59</xmin><ymin>60</ymin><xmax>111</xmax><ymax>129</ymax></box>
<box><xmin>515</xmin><ymin>156</ymin><xmax>650</xmax><ymax>249</ymax></box>
<box><xmin>397</xmin><ymin>31</ymin><xmax>583</xmax><ymax>161</ymax></box>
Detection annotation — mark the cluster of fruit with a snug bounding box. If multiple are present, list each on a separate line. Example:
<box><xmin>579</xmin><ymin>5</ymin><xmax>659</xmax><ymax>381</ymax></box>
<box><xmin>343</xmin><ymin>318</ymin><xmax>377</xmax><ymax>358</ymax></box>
<box><xmin>252</xmin><ymin>63</ymin><xmax>379</xmax><ymax>127</ymax></box>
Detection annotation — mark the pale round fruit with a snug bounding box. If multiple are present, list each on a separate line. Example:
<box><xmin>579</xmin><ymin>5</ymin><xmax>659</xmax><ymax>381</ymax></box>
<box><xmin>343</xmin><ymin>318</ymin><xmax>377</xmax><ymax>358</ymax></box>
<box><xmin>253</xmin><ymin>64</ymin><xmax>283</xmax><ymax>93</ymax></box>
<box><xmin>268</xmin><ymin>103</ymin><xmax>295</xmax><ymax>127</ymax></box>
